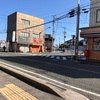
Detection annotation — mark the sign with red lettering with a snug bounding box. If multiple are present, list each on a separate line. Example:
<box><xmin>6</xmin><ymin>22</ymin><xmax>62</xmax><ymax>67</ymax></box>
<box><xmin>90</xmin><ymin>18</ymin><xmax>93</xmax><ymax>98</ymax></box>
<box><xmin>33</xmin><ymin>38</ymin><xmax>42</xmax><ymax>44</ymax></box>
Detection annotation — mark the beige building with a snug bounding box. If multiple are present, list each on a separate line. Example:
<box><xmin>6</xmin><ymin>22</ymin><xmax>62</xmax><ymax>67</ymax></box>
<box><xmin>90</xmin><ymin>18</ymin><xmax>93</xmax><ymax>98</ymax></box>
<box><xmin>80</xmin><ymin>0</ymin><xmax>100</xmax><ymax>61</ymax></box>
<box><xmin>7</xmin><ymin>12</ymin><xmax>44</xmax><ymax>52</ymax></box>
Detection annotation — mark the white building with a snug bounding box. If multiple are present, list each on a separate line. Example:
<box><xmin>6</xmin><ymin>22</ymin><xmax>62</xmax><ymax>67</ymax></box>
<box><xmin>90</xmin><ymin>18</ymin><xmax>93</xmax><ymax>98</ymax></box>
<box><xmin>0</xmin><ymin>40</ymin><xmax>6</xmax><ymax>48</ymax></box>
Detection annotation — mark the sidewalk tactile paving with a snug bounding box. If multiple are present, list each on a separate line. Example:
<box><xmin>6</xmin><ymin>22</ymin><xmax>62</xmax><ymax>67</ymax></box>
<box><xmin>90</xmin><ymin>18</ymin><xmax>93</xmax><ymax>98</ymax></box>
<box><xmin>0</xmin><ymin>84</ymin><xmax>38</xmax><ymax>100</ymax></box>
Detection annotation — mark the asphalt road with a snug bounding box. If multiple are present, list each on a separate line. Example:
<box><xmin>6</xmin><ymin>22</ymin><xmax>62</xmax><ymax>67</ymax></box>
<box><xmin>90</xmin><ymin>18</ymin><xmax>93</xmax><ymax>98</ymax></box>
<box><xmin>0</xmin><ymin>52</ymin><xmax>100</xmax><ymax>100</ymax></box>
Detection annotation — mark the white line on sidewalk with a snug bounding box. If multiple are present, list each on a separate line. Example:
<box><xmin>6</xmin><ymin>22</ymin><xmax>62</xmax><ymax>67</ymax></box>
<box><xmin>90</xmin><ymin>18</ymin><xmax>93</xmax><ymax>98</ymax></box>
<box><xmin>0</xmin><ymin>61</ymin><xmax>100</xmax><ymax>98</ymax></box>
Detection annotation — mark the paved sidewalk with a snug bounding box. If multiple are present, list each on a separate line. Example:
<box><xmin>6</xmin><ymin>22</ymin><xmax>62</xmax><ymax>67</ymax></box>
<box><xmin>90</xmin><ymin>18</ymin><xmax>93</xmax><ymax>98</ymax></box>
<box><xmin>0</xmin><ymin>70</ymin><xmax>64</xmax><ymax>100</ymax></box>
<box><xmin>0</xmin><ymin>64</ymin><xmax>90</xmax><ymax>100</ymax></box>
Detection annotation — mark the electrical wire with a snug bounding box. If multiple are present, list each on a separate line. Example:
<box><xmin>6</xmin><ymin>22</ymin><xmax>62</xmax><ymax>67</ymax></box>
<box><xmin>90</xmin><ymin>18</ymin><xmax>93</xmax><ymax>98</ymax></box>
<box><xmin>80</xmin><ymin>12</ymin><xmax>89</xmax><ymax>24</ymax></box>
<box><xmin>2</xmin><ymin>0</ymin><xmax>99</xmax><ymax>33</ymax></box>
<box><xmin>0</xmin><ymin>2</ymin><xmax>89</xmax><ymax>33</ymax></box>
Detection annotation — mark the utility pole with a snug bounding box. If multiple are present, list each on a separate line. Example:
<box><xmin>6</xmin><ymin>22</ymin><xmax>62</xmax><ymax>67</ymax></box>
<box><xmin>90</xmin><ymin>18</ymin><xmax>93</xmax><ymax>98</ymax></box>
<box><xmin>63</xmin><ymin>27</ymin><xmax>66</xmax><ymax>52</ymax></box>
<box><xmin>52</xmin><ymin>16</ymin><xmax>55</xmax><ymax>52</ymax></box>
<box><xmin>75</xmin><ymin>0</ymin><xmax>80</xmax><ymax>60</ymax></box>
<box><xmin>71</xmin><ymin>35</ymin><xmax>75</xmax><ymax>60</ymax></box>
<box><xmin>61</xmin><ymin>27</ymin><xmax>66</xmax><ymax>52</ymax></box>
<box><xmin>59</xmin><ymin>38</ymin><xmax>60</xmax><ymax>48</ymax></box>
<box><xmin>72</xmin><ymin>35</ymin><xmax>75</xmax><ymax>47</ymax></box>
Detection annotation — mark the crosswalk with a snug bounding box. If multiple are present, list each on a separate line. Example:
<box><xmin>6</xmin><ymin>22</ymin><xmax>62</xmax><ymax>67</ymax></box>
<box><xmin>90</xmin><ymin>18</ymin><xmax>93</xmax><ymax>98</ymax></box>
<box><xmin>20</xmin><ymin>53</ymin><xmax>86</xmax><ymax>61</ymax></box>
<box><xmin>23</xmin><ymin>53</ymin><xmax>68</xmax><ymax>61</ymax></box>
<box><xmin>42</xmin><ymin>54</ymin><xmax>67</xmax><ymax>61</ymax></box>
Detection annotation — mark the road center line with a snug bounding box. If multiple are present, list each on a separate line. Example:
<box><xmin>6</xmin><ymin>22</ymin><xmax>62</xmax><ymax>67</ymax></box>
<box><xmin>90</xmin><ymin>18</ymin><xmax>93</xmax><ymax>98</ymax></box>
<box><xmin>19</xmin><ymin>57</ymin><xmax>100</xmax><ymax>75</ymax></box>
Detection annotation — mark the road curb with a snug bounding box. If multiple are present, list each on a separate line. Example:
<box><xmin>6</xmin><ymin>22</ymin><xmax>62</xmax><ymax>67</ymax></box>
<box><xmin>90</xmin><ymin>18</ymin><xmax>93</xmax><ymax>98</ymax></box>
<box><xmin>0</xmin><ymin>64</ymin><xmax>59</xmax><ymax>96</ymax></box>
<box><xmin>0</xmin><ymin>62</ymin><xmax>90</xmax><ymax>100</ymax></box>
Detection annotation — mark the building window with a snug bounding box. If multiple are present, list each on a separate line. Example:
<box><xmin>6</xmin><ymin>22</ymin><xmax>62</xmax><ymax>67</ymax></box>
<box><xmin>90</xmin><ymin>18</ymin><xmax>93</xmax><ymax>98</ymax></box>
<box><xmin>21</xmin><ymin>19</ymin><xmax>30</xmax><ymax>25</ymax></box>
<box><xmin>20</xmin><ymin>32</ymin><xmax>30</xmax><ymax>37</ymax></box>
<box><xmin>93</xmin><ymin>38</ymin><xmax>100</xmax><ymax>51</ymax></box>
<box><xmin>18</xmin><ymin>32</ymin><xmax>30</xmax><ymax>43</ymax></box>
<box><xmin>96</xmin><ymin>9</ymin><xmax>100</xmax><ymax>23</ymax></box>
<box><xmin>32</xmin><ymin>33</ymin><xmax>40</xmax><ymax>38</ymax></box>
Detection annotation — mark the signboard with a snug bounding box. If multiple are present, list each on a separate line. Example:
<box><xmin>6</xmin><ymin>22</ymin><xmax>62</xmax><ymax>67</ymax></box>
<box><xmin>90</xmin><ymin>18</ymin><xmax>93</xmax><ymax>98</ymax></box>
<box><xmin>12</xmin><ymin>31</ymin><xmax>15</xmax><ymax>42</ymax></box>
<box><xmin>18</xmin><ymin>32</ymin><xmax>30</xmax><ymax>43</ymax></box>
<box><xmin>18</xmin><ymin>36</ymin><xmax>30</xmax><ymax>43</ymax></box>
<box><xmin>80</xmin><ymin>32</ymin><xmax>100</xmax><ymax>37</ymax></box>
<box><xmin>33</xmin><ymin>38</ymin><xmax>42</xmax><ymax>44</ymax></box>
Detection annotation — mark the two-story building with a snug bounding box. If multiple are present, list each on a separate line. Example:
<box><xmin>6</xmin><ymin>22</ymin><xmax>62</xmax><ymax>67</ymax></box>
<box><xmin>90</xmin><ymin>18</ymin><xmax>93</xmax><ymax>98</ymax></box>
<box><xmin>44</xmin><ymin>34</ymin><xmax>54</xmax><ymax>52</ymax></box>
<box><xmin>7</xmin><ymin>12</ymin><xmax>44</xmax><ymax>53</ymax></box>
<box><xmin>80</xmin><ymin>0</ymin><xmax>100</xmax><ymax>61</ymax></box>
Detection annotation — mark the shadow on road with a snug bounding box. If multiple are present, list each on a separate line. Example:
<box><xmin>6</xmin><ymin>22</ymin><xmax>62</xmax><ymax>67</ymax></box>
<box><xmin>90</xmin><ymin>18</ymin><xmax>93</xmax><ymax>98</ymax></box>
<box><xmin>0</xmin><ymin>55</ymin><xmax>100</xmax><ymax>78</ymax></box>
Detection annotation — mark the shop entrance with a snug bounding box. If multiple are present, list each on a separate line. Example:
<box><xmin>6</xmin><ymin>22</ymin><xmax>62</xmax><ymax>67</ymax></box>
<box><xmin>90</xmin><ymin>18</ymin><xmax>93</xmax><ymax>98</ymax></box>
<box><xmin>31</xmin><ymin>45</ymin><xmax>39</xmax><ymax>52</ymax></box>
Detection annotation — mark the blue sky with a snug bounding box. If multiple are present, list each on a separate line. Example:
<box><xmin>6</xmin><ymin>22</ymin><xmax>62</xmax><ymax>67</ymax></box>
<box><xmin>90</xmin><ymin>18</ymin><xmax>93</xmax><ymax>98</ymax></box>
<box><xmin>0</xmin><ymin>0</ymin><xmax>90</xmax><ymax>46</ymax></box>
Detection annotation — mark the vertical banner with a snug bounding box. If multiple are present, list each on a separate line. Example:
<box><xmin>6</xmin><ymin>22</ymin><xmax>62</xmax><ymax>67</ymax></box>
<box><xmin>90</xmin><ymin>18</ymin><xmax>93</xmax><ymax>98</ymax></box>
<box><xmin>12</xmin><ymin>31</ymin><xmax>15</xmax><ymax>42</ymax></box>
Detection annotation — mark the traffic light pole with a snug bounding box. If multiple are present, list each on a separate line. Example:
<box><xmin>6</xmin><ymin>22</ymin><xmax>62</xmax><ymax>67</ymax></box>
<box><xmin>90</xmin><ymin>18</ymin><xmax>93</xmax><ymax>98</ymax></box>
<box><xmin>75</xmin><ymin>0</ymin><xmax>80</xmax><ymax>60</ymax></box>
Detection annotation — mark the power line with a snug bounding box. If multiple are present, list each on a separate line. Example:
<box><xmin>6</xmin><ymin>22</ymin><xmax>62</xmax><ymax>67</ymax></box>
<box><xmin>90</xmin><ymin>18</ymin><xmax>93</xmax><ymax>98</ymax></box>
<box><xmin>4</xmin><ymin>1</ymin><xmax>93</xmax><ymax>33</ymax></box>
<box><xmin>80</xmin><ymin>12</ymin><xmax>89</xmax><ymax>24</ymax></box>
<box><xmin>16</xmin><ymin>9</ymin><xmax>76</xmax><ymax>31</ymax></box>
<box><xmin>17</xmin><ymin>20</ymin><xmax>53</xmax><ymax>31</ymax></box>
<box><xmin>4</xmin><ymin>1</ymin><xmax>93</xmax><ymax>32</ymax></box>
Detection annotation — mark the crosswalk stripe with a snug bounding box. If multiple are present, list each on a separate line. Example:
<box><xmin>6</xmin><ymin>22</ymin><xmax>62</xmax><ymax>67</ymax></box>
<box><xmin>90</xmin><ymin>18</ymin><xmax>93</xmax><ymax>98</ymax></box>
<box><xmin>62</xmin><ymin>57</ymin><xmax>67</xmax><ymax>60</ymax></box>
<box><xmin>46</xmin><ymin>55</ymin><xmax>50</xmax><ymax>57</ymax></box>
<box><xmin>50</xmin><ymin>56</ymin><xmax>54</xmax><ymax>58</ymax></box>
<box><xmin>56</xmin><ymin>57</ymin><xmax>60</xmax><ymax>59</ymax></box>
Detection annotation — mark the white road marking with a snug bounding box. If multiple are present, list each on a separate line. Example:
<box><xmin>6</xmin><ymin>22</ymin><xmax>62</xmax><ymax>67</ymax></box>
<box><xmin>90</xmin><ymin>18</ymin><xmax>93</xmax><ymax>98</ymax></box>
<box><xmin>46</xmin><ymin>55</ymin><xmax>50</xmax><ymax>57</ymax></box>
<box><xmin>0</xmin><ymin>61</ymin><xmax>100</xmax><ymax>98</ymax></box>
<box><xmin>39</xmin><ymin>54</ymin><xmax>42</xmax><ymax>56</ymax></box>
<box><xmin>56</xmin><ymin>57</ymin><xmax>60</xmax><ymax>60</ymax></box>
<box><xmin>62</xmin><ymin>57</ymin><xmax>67</xmax><ymax>60</ymax></box>
<box><xmin>50</xmin><ymin>56</ymin><xmax>54</xmax><ymax>58</ymax></box>
<box><xmin>32</xmin><ymin>54</ymin><xmax>37</xmax><ymax>56</ymax></box>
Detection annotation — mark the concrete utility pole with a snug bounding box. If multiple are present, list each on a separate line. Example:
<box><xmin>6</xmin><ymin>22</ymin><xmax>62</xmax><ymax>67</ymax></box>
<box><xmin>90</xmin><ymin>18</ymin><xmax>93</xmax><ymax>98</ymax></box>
<box><xmin>59</xmin><ymin>38</ymin><xmax>60</xmax><ymax>47</ymax></box>
<box><xmin>75</xmin><ymin>0</ymin><xmax>80</xmax><ymax>60</ymax></box>
<box><xmin>61</xmin><ymin>27</ymin><xmax>66</xmax><ymax>52</ymax></box>
<box><xmin>63</xmin><ymin>27</ymin><xmax>66</xmax><ymax>52</ymax></box>
<box><xmin>52</xmin><ymin>16</ymin><xmax>55</xmax><ymax>52</ymax></box>
<box><xmin>72</xmin><ymin>35</ymin><xmax>75</xmax><ymax>47</ymax></box>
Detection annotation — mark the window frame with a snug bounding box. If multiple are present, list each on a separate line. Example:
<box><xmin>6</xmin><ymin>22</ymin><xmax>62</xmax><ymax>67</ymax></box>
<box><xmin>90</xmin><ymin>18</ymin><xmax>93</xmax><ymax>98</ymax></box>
<box><xmin>92</xmin><ymin>37</ymin><xmax>100</xmax><ymax>51</ymax></box>
<box><xmin>96</xmin><ymin>9</ymin><xmax>100</xmax><ymax>23</ymax></box>
<box><xmin>21</xmin><ymin>19</ymin><xmax>30</xmax><ymax>25</ymax></box>
<box><xmin>20</xmin><ymin>32</ymin><xmax>30</xmax><ymax>37</ymax></box>
<box><xmin>32</xmin><ymin>33</ymin><xmax>40</xmax><ymax>38</ymax></box>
